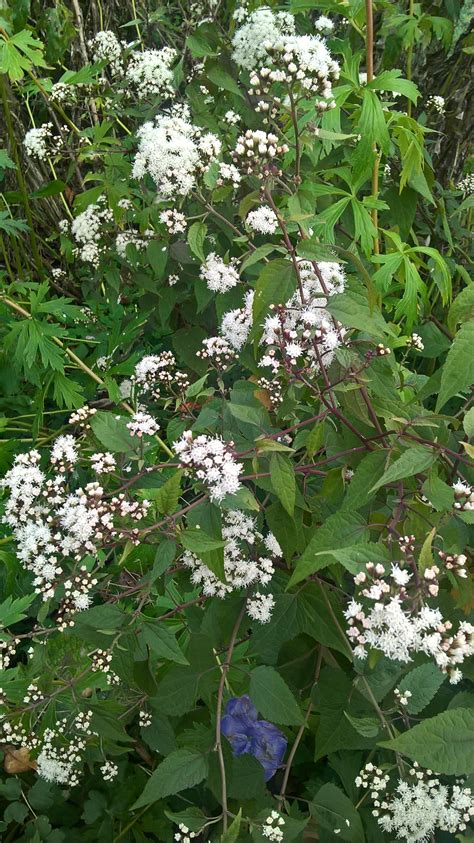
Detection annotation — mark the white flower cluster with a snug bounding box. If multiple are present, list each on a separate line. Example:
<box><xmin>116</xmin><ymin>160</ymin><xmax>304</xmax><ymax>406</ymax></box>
<box><xmin>220</xmin><ymin>289</ymin><xmax>254</xmax><ymax>350</ymax></box>
<box><xmin>90</xmin><ymin>452</ymin><xmax>116</xmax><ymax>474</ymax></box>
<box><xmin>174</xmin><ymin>823</ymin><xmax>196</xmax><ymax>843</ymax></box>
<box><xmin>344</xmin><ymin>558</ymin><xmax>474</xmax><ymax>682</ymax></box>
<box><xmin>246</xmin><ymin>205</ymin><xmax>278</xmax><ymax>234</ymax></box>
<box><xmin>132</xmin><ymin>106</ymin><xmax>221</xmax><ymax>198</ymax></box>
<box><xmin>139</xmin><ymin>709</ymin><xmax>152</xmax><ymax>728</ymax></box>
<box><xmin>160</xmin><ymin>208</ymin><xmax>187</xmax><ymax>234</ymax></box>
<box><xmin>259</xmin><ymin>260</ymin><xmax>345</xmax><ymax>376</ymax></box>
<box><xmin>127</xmin><ymin>411</ymin><xmax>160</xmax><ymax>438</ymax></box>
<box><xmin>125</xmin><ymin>47</ymin><xmax>176</xmax><ymax>98</ymax></box>
<box><xmin>24</xmin><ymin>124</ymin><xmax>62</xmax><ymax>162</ymax></box>
<box><xmin>356</xmin><ymin>762</ymin><xmax>474</xmax><ymax>843</ymax></box>
<box><xmin>457</xmin><ymin>173</ymin><xmax>474</xmax><ymax>196</ymax></box>
<box><xmin>200</xmin><ymin>252</ymin><xmax>240</xmax><ymax>293</ymax></box>
<box><xmin>1</xmin><ymin>445</ymin><xmax>150</xmax><ymax>604</ymax></box>
<box><xmin>197</xmin><ymin>336</ymin><xmax>236</xmax><ymax>368</ymax></box>
<box><xmin>182</xmin><ymin>509</ymin><xmax>281</xmax><ymax>621</ymax></box>
<box><xmin>88</xmin><ymin>31</ymin><xmax>123</xmax><ymax>74</ymax></box>
<box><xmin>452</xmin><ymin>479</ymin><xmax>474</xmax><ymax>511</ymax></box>
<box><xmin>426</xmin><ymin>94</ymin><xmax>445</xmax><ymax>115</ymax></box>
<box><xmin>173</xmin><ymin>431</ymin><xmax>242</xmax><ymax>502</ymax></box>
<box><xmin>36</xmin><ymin>711</ymin><xmax>96</xmax><ymax>787</ymax></box>
<box><xmin>394</xmin><ymin>687</ymin><xmax>412</xmax><ymax>707</ymax></box>
<box><xmin>69</xmin><ymin>198</ymin><xmax>113</xmax><ymax>266</ymax></box>
<box><xmin>132</xmin><ymin>351</ymin><xmax>189</xmax><ymax>399</ymax></box>
<box><xmin>263</xmin><ymin>811</ymin><xmax>285</xmax><ymax>842</ymax></box>
<box><xmin>231</xmin><ymin>8</ymin><xmax>296</xmax><ymax>71</ymax></box>
<box><xmin>408</xmin><ymin>332</ymin><xmax>424</xmax><ymax>351</ymax></box>
<box><xmin>217</xmin><ymin>162</ymin><xmax>242</xmax><ymax>188</ymax></box>
<box><xmin>315</xmin><ymin>15</ymin><xmax>334</xmax><ymax>33</ymax></box>
<box><xmin>233</xmin><ymin>9</ymin><xmax>339</xmax><ymax>104</ymax></box>
<box><xmin>232</xmin><ymin>130</ymin><xmax>289</xmax><ymax>177</ymax></box>
<box><xmin>101</xmin><ymin>760</ymin><xmax>119</xmax><ymax>781</ymax></box>
<box><xmin>115</xmin><ymin>228</ymin><xmax>153</xmax><ymax>257</ymax></box>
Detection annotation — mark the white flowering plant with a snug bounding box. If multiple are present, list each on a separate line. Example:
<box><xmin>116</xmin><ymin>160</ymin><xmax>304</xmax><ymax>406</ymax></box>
<box><xmin>0</xmin><ymin>0</ymin><xmax>472</xmax><ymax>841</ymax></box>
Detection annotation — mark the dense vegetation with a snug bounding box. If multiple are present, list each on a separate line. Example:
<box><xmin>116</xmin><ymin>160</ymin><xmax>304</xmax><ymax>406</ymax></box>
<box><xmin>0</xmin><ymin>0</ymin><xmax>473</xmax><ymax>841</ymax></box>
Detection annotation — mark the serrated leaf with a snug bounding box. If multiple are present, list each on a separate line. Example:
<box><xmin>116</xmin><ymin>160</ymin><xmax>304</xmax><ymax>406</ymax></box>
<box><xmin>379</xmin><ymin>708</ymin><xmax>474</xmax><ymax>774</ymax></box>
<box><xmin>142</xmin><ymin>623</ymin><xmax>189</xmax><ymax>665</ymax></box>
<box><xmin>311</xmin><ymin>783</ymin><xmax>366</xmax><ymax>843</ymax></box>
<box><xmin>132</xmin><ymin>749</ymin><xmax>208</xmax><ymax>808</ymax></box>
<box><xmin>90</xmin><ymin>412</ymin><xmax>135</xmax><ymax>453</ymax></box>
<box><xmin>270</xmin><ymin>453</ymin><xmax>295</xmax><ymax>516</ymax></box>
<box><xmin>252</xmin><ymin>259</ymin><xmax>297</xmax><ymax>324</ymax></box>
<box><xmin>0</xmin><ymin>594</ymin><xmax>35</xmax><ymax>628</ymax></box>
<box><xmin>418</xmin><ymin>527</ymin><xmax>436</xmax><ymax>573</ymax></box>
<box><xmin>327</xmin><ymin>290</ymin><xmax>394</xmax><ymax>338</ymax></box>
<box><xmin>288</xmin><ymin>512</ymin><xmax>368</xmax><ymax>588</ymax></box>
<box><xmin>398</xmin><ymin>664</ymin><xmax>445</xmax><ymax>715</ymax></box>
<box><xmin>370</xmin><ymin>447</ymin><xmax>435</xmax><ymax>492</ymax></box>
<box><xmin>221</xmin><ymin>809</ymin><xmax>242</xmax><ymax>843</ymax></box>
<box><xmin>436</xmin><ymin>320</ymin><xmax>474</xmax><ymax>410</ymax></box>
<box><xmin>179</xmin><ymin>529</ymin><xmax>226</xmax><ymax>553</ymax></box>
<box><xmin>249</xmin><ymin>665</ymin><xmax>302</xmax><ymax>725</ymax></box>
<box><xmin>344</xmin><ymin>712</ymin><xmax>379</xmax><ymax>738</ymax></box>
<box><xmin>150</xmin><ymin>471</ymin><xmax>183</xmax><ymax>515</ymax></box>
<box><xmin>188</xmin><ymin>222</ymin><xmax>207</xmax><ymax>262</ymax></box>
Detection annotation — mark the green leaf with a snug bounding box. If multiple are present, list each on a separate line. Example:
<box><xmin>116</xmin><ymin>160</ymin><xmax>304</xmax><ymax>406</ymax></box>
<box><xmin>52</xmin><ymin>372</ymin><xmax>84</xmax><ymax>409</ymax></box>
<box><xmin>418</xmin><ymin>527</ymin><xmax>436</xmax><ymax>574</ymax></box>
<box><xmin>379</xmin><ymin>709</ymin><xmax>474</xmax><ymax>774</ymax></box>
<box><xmin>0</xmin><ymin>593</ymin><xmax>35</xmax><ymax>627</ymax></box>
<box><xmin>249</xmin><ymin>665</ymin><xmax>302</xmax><ymax>725</ymax></box>
<box><xmin>269</xmin><ymin>453</ymin><xmax>295</xmax><ymax>516</ymax></box>
<box><xmin>368</xmin><ymin>70</ymin><xmax>419</xmax><ymax>103</ymax></box>
<box><xmin>252</xmin><ymin>259</ymin><xmax>297</xmax><ymax>324</ymax></box>
<box><xmin>369</xmin><ymin>447</ymin><xmax>435</xmax><ymax>492</ymax></box>
<box><xmin>311</xmin><ymin>783</ymin><xmax>365</xmax><ymax>843</ymax></box>
<box><xmin>421</xmin><ymin>474</ymin><xmax>454</xmax><ymax>511</ymax></box>
<box><xmin>206</xmin><ymin>64</ymin><xmax>244</xmax><ymax>99</ymax></box>
<box><xmin>164</xmin><ymin>808</ymin><xmax>206</xmax><ymax>834</ymax></box>
<box><xmin>188</xmin><ymin>222</ymin><xmax>207</xmax><ymax>262</ymax></box>
<box><xmin>288</xmin><ymin>512</ymin><xmax>368</xmax><ymax>588</ymax></box>
<box><xmin>344</xmin><ymin>712</ymin><xmax>379</xmax><ymax>738</ymax></box>
<box><xmin>448</xmin><ymin>286</ymin><xmax>474</xmax><ymax>333</ymax></box>
<box><xmin>221</xmin><ymin>809</ymin><xmax>242</xmax><ymax>843</ymax></box>
<box><xmin>150</xmin><ymin>471</ymin><xmax>183</xmax><ymax>515</ymax></box>
<box><xmin>436</xmin><ymin>320</ymin><xmax>474</xmax><ymax>410</ymax></box>
<box><xmin>463</xmin><ymin>407</ymin><xmax>474</xmax><ymax>438</ymax></box>
<box><xmin>342</xmin><ymin>450</ymin><xmax>387</xmax><ymax>510</ymax></box>
<box><xmin>90</xmin><ymin>412</ymin><xmax>135</xmax><ymax>453</ymax></box>
<box><xmin>179</xmin><ymin>529</ymin><xmax>226</xmax><ymax>554</ymax></box>
<box><xmin>142</xmin><ymin>623</ymin><xmax>189</xmax><ymax>665</ymax></box>
<box><xmin>398</xmin><ymin>664</ymin><xmax>445</xmax><ymax>715</ymax></box>
<box><xmin>327</xmin><ymin>290</ymin><xmax>394</xmax><ymax>338</ymax></box>
<box><xmin>132</xmin><ymin>749</ymin><xmax>208</xmax><ymax>809</ymax></box>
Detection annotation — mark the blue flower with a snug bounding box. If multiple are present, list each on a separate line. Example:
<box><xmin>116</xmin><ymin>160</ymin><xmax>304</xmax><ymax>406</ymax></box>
<box><xmin>221</xmin><ymin>695</ymin><xmax>287</xmax><ymax>781</ymax></box>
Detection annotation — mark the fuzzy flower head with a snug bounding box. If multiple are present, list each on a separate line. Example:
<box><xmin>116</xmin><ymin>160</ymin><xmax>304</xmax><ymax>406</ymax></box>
<box><xmin>132</xmin><ymin>106</ymin><xmax>221</xmax><ymax>198</ymax></box>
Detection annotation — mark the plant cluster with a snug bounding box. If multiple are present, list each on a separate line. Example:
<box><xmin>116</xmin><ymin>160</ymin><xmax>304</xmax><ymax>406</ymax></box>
<box><xmin>0</xmin><ymin>0</ymin><xmax>472</xmax><ymax>841</ymax></box>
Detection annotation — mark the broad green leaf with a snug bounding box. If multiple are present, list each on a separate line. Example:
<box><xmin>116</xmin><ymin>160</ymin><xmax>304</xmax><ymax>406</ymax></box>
<box><xmin>188</xmin><ymin>222</ymin><xmax>207</xmax><ymax>262</ymax></box>
<box><xmin>90</xmin><ymin>412</ymin><xmax>136</xmax><ymax>453</ymax></box>
<box><xmin>164</xmin><ymin>808</ymin><xmax>206</xmax><ymax>833</ymax></box>
<box><xmin>342</xmin><ymin>450</ymin><xmax>387</xmax><ymax>510</ymax></box>
<box><xmin>463</xmin><ymin>407</ymin><xmax>474</xmax><ymax>438</ymax></box>
<box><xmin>269</xmin><ymin>453</ymin><xmax>295</xmax><ymax>515</ymax></box>
<box><xmin>207</xmin><ymin>64</ymin><xmax>244</xmax><ymax>99</ymax></box>
<box><xmin>132</xmin><ymin>749</ymin><xmax>208</xmax><ymax>808</ymax></box>
<box><xmin>288</xmin><ymin>512</ymin><xmax>368</xmax><ymax>587</ymax></box>
<box><xmin>369</xmin><ymin>447</ymin><xmax>435</xmax><ymax>492</ymax></box>
<box><xmin>327</xmin><ymin>290</ymin><xmax>394</xmax><ymax>338</ymax></box>
<box><xmin>421</xmin><ymin>474</ymin><xmax>454</xmax><ymax>511</ymax></box>
<box><xmin>179</xmin><ymin>529</ymin><xmax>226</xmax><ymax>553</ymax></box>
<box><xmin>344</xmin><ymin>712</ymin><xmax>379</xmax><ymax>738</ymax></box>
<box><xmin>379</xmin><ymin>708</ymin><xmax>474</xmax><ymax>774</ymax></box>
<box><xmin>368</xmin><ymin>70</ymin><xmax>419</xmax><ymax>103</ymax></box>
<box><xmin>150</xmin><ymin>470</ymin><xmax>183</xmax><ymax>515</ymax></box>
<box><xmin>249</xmin><ymin>665</ymin><xmax>303</xmax><ymax>725</ymax></box>
<box><xmin>398</xmin><ymin>664</ymin><xmax>445</xmax><ymax>715</ymax></box>
<box><xmin>418</xmin><ymin>527</ymin><xmax>436</xmax><ymax>573</ymax></box>
<box><xmin>252</xmin><ymin>259</ymin><xmax>297</xmax><ymax>323</ymax></box>
<box><xmin>142</xmin><ymin>623</ymin><xmax>189</xmax><ymax>665</ymax></box>
<box><xmin>448</xmin><ymin>286</ymin><xmax>474</xmax><ymax>333</ymax></box>
<box><xmin>311</xmin><ymin>783</ymin><xmax>365</xmax><ymax>842</ymax></box>
<box><xmin>436</xmin><ymin>320</ymin><xmax>474</xmax><ymax>410</ymax></box>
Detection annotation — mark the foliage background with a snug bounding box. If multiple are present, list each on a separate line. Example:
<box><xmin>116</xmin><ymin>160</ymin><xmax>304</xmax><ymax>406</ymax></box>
<box><xmin>0</xmin><ymin>0</ymin><xmax>472</xmax><ymax>841</ymax></box>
